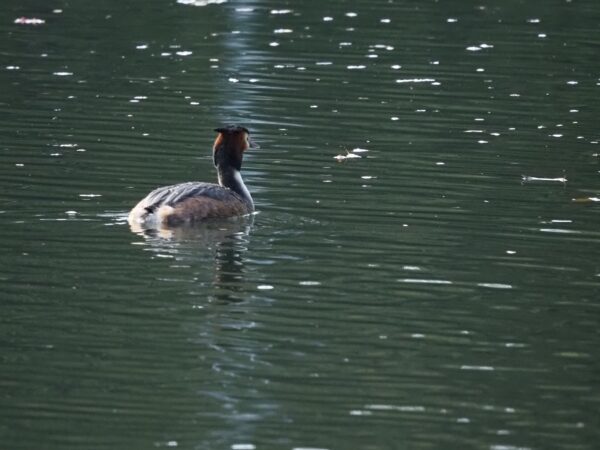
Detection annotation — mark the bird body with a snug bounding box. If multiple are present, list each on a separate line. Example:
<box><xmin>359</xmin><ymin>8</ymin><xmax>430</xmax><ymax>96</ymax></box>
<box><xmin>128</xmin><ymin>125</ymin><xmax>255</xmax><ymax>229</ymax></box>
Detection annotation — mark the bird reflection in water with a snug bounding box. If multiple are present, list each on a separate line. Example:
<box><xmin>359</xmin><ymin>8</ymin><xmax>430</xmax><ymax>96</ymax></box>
<box><xmin>130</xmin><ymin>215</ymin><xmax>254</xmax><ymax>304</ymax></box>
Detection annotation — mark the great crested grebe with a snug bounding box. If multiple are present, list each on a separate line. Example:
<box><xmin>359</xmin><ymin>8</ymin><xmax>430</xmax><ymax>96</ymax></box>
<box><xmin>128</xmin><ymin>125</ymin><xmax>256</xmax><ymax>229</ymax></box>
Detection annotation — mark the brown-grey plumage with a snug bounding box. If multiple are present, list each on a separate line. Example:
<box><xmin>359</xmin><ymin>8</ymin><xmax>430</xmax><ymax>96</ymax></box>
<box><xmin>128</xmin><ymin>125</ymin><xmax>255</xmax><ymax>230</ymax></box>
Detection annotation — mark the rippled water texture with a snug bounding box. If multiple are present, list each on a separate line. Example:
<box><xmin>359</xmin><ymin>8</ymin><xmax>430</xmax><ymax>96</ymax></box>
<box><xmin>1</xmin><ymin>0</ymin><xmax>599</xmax><ymax>449</ymax></box>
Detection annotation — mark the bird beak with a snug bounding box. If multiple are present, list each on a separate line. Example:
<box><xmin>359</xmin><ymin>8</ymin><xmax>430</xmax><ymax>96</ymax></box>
<box><xmin>248</xmin><ymin>136</ymin><xmax>260</xmax><ymax>149</ymax></box>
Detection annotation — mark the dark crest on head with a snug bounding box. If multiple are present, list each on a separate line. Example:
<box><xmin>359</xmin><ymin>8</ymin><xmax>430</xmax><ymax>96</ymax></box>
<box><xmin>213</xmin><ymin>125</ymin><xmax>250</xmax><ymax>169</ymax></box>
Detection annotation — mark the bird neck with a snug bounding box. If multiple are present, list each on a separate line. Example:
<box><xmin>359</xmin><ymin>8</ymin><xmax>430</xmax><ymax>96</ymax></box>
<box><xmin>217</xmin><ymin>165</ymin><xmax>253</xmax><ymax>208</ymax></box>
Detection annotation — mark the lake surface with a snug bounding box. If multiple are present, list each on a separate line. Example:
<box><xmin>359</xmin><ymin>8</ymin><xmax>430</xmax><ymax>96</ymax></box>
<box><xmin>1</xmin><ymin>0</ymin><xmax>599</xmax><ymax>449</ymax></box>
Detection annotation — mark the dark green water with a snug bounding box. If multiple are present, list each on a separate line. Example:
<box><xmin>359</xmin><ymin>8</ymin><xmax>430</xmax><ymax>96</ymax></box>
<box><xmin>1</xmin><ymin>0</ymin><xmax>599</xmax><ymax>449</ymax></box>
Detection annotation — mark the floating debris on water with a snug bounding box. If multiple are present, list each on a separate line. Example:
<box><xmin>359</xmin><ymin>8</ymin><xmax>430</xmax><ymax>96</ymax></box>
<box><xmin>334</xmin><ymin>151</ymin><xmax>362</xmax><ymax>161</ymax></box>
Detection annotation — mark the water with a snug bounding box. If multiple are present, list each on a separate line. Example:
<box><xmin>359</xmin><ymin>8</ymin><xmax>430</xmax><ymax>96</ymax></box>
<box><xmin>1</xmin><ymin>0</ymin><xmax>599</xmax><ymax>449</ymax></box>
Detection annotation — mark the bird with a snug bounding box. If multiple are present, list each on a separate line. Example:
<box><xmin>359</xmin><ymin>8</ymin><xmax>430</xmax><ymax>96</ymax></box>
<box><xmin>128</xmin><ymin>125</ymin><xmax>256</xmax><ymax>229</ymax></box>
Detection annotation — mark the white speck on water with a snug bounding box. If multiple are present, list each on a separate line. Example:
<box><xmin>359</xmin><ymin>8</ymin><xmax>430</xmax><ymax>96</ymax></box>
<box><xmin>347</xmin><ymin>65</ymin><xmax>366</xmax><ymax>69</ymax></box>
<box><xmin>299</xmin><ymin>281</ymin><xmax>321</xmax><ymax>286</ymax></box>
<box><xmin>323</xmin><ymin>16</ymin><xmax>333</xmax><ymax>21</ymax></box>
<box><xmin>538</xmin><ymin>33</ymin><xmax>547</xmax><ymax>38</ymax></box>
<box><xmin>346</xmin><ymin>12</ymin><xmax>357</xmax><ymax>17</ymax></box>
<box><xmin>235</xmin><ymin>7</ymin><xmax>253</xmax><ymax>12</ymax></box>
<box><xmin>53</xmin><ymin>71</ymin><xmax>73</xmax><ymax>76</ymax></box>
<box><xmin>527</xmin><ymin>18</ymin><xmax>541</xmax><ymax>23</ymax></box>
<box><xmin>411</xmin><ymin>333</ymin><xmax>425</xmax><ymax>338</ymax></box>
<box><xmin>402</xmin><ymin>265</ymin><xmax>421</xmax><ymax>271</ymax></box>
<box><xmin>365</xmin><ymin>404</ymin><xmax>426</xmax><ymax>412</ymax></box>
<box><xmin>551</xmin><ymin>133</ymin><xmax>563</xmax><ymax>138</ymax></box>
<box><xmin>380</xmin><ymin>18</ymin><xmax>391</xmax><ymax>23</ymax></box>
<box><xmin>14</xmin><ymin>17</ymin><xmax>45</xmax><ymax>25</ymax></box>
<box><xmin>269</xmin><ymin>42</ymin><xmax>279</xmax><ymax>47</ymax></box>
<box><xmin>177</xmin><ymin>0</ymin><xmax>226</xmax><ymax>5</ymax></box>
<box><xmin>176</xmin><ymin>50</ymin><xmax>193</xmax><ymax>56</ymax></box>
<box><xmin>228</xmin><ymin>77</ymin><xmax>239</xmax><ymax>83</ymax></box>
<box><xmin>271</xmin><ymin>9</ymin><xmax>292</xmax><ymax>14</ymax></box>
<box><xmin>257</xmin><ymin>285</ymin><xmax>274</xmax><ymax>290</ymax></box>
<box><xmin>293</xmin><ymin>448</ymin><xmax>330</xmax><ymax>450</ymax></box>
<box><xmin>79</xmin><ymin>194</ymin><xmax>102</xmax><ymax>198</ymax></box>
<box><xmin>190</xmin><ymin>101</ymin><xmax>199</xmax><ymax>105</ymax></box>
<box><xmin>461</xmin><ymin>365</ymin><xmax>495</xmax><ymax>371</ymax></box>
<box><xmin>352</xmin><ymin>147</ymin><xmax>369</xmax><ymax>153</ymax></box>
<box><xmin>391</xmin><ymin>64</ymin><xmax>402</xmax><ymax>69</ymax></box>
<box><xmin>569</xmin><ymin>109</ymin><xmax>579</xmax><ymax>113</ymax></box>
<box><xmin>349</xmin><ymin>409</ymin><xmax>373</xmax><ymax>416</ymax></box>
<box><xmin>316</xmin><ymin>61</ymin><xmax>332</xmax><ymax>66</ymax></box>
<box><xmin>161</xmin><ymin>52</ymin><xmax>172</xmax><ymax>57</ymax></box>
<box><xmin>478</xmin><ymin>140</ymin><xmax>488</xmax><ymax>144</ymax></box>
<box><xmin>231</xmin><ymin>445</ymin><xmax>256</xmax><ymax>450</ymax></box>
<box><xmin>447</xmin><ymin>18</ymin><xmax>458</xmax><ymax>23</ymax></box>
<box><xmin>165</xmin><ymin>441</ymin><xmax>178</xmax><ymax>447</ymax></box>
<box><xmin>540</xmin><ymin>228</ymin><xmax>579</xmax><ymax>234</ymax></box>
<box><xmin>339</xmin><ymin>42</ymin><xmax>352</xmax><ymax>47</ymax></box>
<box><xmin>398</xmin><ymin>278</ymin><xmax>452</xmax><ymax>285</ymax></box>
<box><xmin>457</xmin><ymin>417</ymin><xmax>471</xmax><ymax>424</ymax></box>
<box><xmin>466</xmin><ymin>46</ymin><xmax>482</xmax><ymax>52</ymax></box>
<box><xmin>136</xmin><ymin>44</ymin><xmax>148</xmax><ymax>49</ymax></box>
<box><xmin>6</xmin><ymin>65</ymin><xmax>20</xmax><ymax>70</ymax></box>
<box><xmin>566</xmin><ymin>80</ymin><xmax>578</xmax><ymax>85</ymax></box>
<box><xmin>274</xmin><ymin>28</ymin><xmax>293</xmax><ymax>33</ymax></box>
<box><xmin>65</xmin><ymin>210</ymin><xmax>77</xmax><ymax>215</ymax></box>
<box><xmin>522</xmin><ymin>175</ymin><xmax>567</xmax><ymax>183</ymax></box>
<box><xmin>310</xmin><ymin>105</ymin><xmax>318</xmax><ymax>108</ymax></box>
<box><xmin>436</xmin><ymin>162</ymin><xmax>445</xmax><ymax>166</ymax></box>
<box><xmin>15</xmin><ymin>163</ymin><xmax>24</xmax><ymax>167</ymax></box>
<box><xmin>477</xmin><ymin>283</ymin><xmax>513</xmax><ymax>289</ymax></box>
<box><xmin>506</xmin><ymin>250</ymin><xmax>516</xmax><ymax>255</ymax></box>
<box><xmin>390</xmin><ymin>116</ymin><xmax>399</xmax><ymax>121</ymax></box>
<box><xmin>395</xmin><ymin>78</ymin><xmax>436</xmax><ymax>83</ymax></box>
